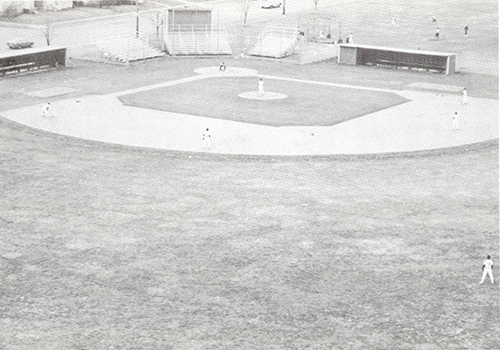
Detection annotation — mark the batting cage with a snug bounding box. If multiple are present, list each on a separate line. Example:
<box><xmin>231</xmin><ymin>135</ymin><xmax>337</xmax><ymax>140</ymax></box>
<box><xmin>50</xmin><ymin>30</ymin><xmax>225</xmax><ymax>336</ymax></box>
<box><xmin>249</xmin><ymin>26</ymin><xmax>300</xmax><ymax>58</ymax></box>
<box><xmin>296</xmin><ymin>16</ymin><xmax>340</xmax><ymax>64</ymax></box>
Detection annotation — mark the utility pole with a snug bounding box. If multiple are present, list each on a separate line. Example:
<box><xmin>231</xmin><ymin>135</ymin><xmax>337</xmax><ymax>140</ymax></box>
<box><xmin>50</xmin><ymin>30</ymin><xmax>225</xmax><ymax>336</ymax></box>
<box><xmin>136</xmin><ymin>0</ymin><xmax>139</xmax><ymax>37</ymax></box>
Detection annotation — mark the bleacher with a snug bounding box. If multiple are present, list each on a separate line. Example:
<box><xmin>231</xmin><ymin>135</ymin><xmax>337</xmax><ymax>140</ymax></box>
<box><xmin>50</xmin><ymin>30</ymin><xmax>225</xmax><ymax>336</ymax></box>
<box><xmin>250</xmin><ymin>26</ymin><xmax>300</xmax><ymax>58</ymax></box>
<box><xmin>165</xmin><ymin>27</ymin><xmax>232</xmax><ymax>56</ymax></box>
<box><xmin>95</xmin><ymin>33</ymin><xmax>165</xmax><ymax>63</ymax></box>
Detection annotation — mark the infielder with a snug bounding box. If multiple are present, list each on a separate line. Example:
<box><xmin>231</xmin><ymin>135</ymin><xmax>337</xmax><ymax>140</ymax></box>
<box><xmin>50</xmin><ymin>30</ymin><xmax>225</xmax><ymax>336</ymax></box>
<box><xmin>258</xmin><ymin>78</ymin><xmax>264</xmax><ymax>96</ymax></box>
<box><xmin>452</xmin><ymin>112</ymin><xmax>458</xmax><ymax>131</ymax></box>
<box><xmin>462</xmin><ymin>88</ymin><xmax>468</xmax><ymax>105</ymax></box>
<box><xmin>480</xmin><ymin>255</ymin><xmax>494</xmax><ymax>284</ymax></box>
<box><xmin>42</xmin><ymin>102</ymin><xmax>52</xmax><ymax>117</ymax></box>
<box><xmin>202</xmin><ymin>128</ymin><xmax>212</xmax><ymax>150</ymax></box>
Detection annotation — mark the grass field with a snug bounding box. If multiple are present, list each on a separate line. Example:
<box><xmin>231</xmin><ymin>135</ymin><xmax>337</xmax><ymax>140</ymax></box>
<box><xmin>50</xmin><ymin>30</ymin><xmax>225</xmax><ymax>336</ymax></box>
<box><xmin>0</xmin><ymin>0</ymin><xmax>499</xmax><ymax>349</ymax></box>
<box><xmin>0</xmin><ymin>116</ymin><xmax>498</xmax><ymax>349</ymax></box>
<box><xmin>0</xmin><ymin>55</ymin><xmax>498</xmax><ymax>350</ymax></box>
<box><xmin>119</xmin><ymin>76</ymin><xmax>409</xmax><ymax>127</ymax></box>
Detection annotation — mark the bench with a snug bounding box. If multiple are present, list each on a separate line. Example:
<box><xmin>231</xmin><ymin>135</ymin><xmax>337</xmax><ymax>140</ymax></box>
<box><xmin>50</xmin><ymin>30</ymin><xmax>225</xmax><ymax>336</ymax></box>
<box><xmin>0</xmin><ymin>62</ymin><xmax>37</xmax><ymax>75</ymax></box>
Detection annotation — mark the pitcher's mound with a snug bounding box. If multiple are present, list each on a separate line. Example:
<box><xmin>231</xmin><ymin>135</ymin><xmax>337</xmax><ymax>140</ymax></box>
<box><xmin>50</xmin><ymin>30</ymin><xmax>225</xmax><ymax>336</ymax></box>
<box><xmin>238</xmin><ymin>91</ymin><xmax>288</xmax><ymax>100</ymax></box>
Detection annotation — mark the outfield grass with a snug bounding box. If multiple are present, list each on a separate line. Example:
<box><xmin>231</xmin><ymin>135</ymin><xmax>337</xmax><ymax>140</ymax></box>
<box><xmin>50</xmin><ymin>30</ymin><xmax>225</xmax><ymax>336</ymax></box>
<box><xmin>0</xmin><ymin>0</ymin><xmax>498</xmax><ymax>348</ymax></box>
<box><xmin>0</xmin><ymin>113</ymin><xmax>498</xmax><ymax>349</ymax></box>
<box><xmin>118</xmin><ymin>76</ymin><xmax>409</xmax><ymax>127</ymax></box>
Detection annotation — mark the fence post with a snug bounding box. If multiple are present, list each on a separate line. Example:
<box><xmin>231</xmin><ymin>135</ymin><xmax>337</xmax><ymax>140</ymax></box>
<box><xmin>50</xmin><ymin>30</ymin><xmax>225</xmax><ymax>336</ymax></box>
<box><xmin>126</xmin><ymin>36</ymin><xmax>130</xmax><ymax>66</ymax></box>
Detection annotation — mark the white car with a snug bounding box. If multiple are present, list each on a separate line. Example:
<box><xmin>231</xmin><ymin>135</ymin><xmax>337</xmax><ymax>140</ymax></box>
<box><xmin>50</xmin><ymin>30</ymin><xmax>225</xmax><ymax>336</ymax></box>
<box><xmin>262</xmin><ymin>1</ymin><xmax>281</xmax><ymax>9</ymax></box>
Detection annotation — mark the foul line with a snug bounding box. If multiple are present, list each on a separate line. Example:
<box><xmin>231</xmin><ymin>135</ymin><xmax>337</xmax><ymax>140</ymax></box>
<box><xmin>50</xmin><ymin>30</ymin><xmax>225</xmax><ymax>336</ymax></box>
<box><xmin>108</xmin><ymin>70</ymin><xmax>402</xmax><ymax>101</ymax></box>
<box><xmin>257</xmin><ymin>75</ymin><xmax>400</xmax><ymax>94</ymax></box>
<box><xmin>109</xmin><ymin>75</ymin><xmax>209</xmax><ymax>97</ymax></box>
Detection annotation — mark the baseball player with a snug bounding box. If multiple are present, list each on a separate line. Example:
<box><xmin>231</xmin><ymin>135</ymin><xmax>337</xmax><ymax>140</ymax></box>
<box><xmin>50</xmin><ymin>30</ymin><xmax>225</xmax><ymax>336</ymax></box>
<box><xmin>202</xmin><ymin>128</ymin><xmax>212</xmax><ymax>150</ymax></box>
<box><xmin>462</xmin><ymin>88</ymin><xmax>468</xmax><ymax>105</ymax></box>
<box><xmin>258</xmin><ymin>78</ymin><xmax>264</xmax><ymax>96</ymax></box>
<box><xmin>452</xmin><ymin>112</ymin><xmax>459</xmax><ymax>131</ymax></box>
<box><xmin>480</xmin><ymin>255</ymin><xmax>494</xmax><ymax>284</ymax></box>
<box><xmin>42</xmin><ymin>102</ymin><xmax>52</xmax><ymax>117</ymax></box>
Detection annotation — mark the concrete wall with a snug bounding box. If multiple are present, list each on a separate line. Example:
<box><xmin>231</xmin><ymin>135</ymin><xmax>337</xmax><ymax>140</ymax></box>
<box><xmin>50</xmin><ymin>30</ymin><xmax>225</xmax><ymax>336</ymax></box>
<box><xmin>338</xmin><ymin>45</ymin><xmax>357</xmax><ymax>65</ymax></box>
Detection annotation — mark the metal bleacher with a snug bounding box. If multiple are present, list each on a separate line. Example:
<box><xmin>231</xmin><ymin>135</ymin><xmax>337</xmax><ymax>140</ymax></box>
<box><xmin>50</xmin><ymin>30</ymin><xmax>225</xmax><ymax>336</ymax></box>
<box><xmin>164</xmin><ymin>25</ymin><xmax>232</xmax><ymax>56</ymax></box>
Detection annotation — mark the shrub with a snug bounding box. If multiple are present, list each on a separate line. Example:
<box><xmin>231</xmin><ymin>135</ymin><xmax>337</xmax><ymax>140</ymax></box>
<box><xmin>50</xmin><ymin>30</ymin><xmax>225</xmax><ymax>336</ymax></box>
<box><xmin>2</xmin><ymin>3</ymin><xmax>21</xmax><ymax>20</ymax></box>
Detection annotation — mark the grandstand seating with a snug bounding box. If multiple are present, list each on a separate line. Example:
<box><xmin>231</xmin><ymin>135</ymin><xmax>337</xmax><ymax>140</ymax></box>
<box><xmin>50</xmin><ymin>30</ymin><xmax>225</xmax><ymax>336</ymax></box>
<box><xmin>95</xmin><ymin>33</ymin><xmax>165</xmax><ymax>63</ymax></box>
<box><xmin>165</xmin><ymin>27</ymin><xmax>232</xmax><ymax>56</ymax></box>
<box><xmin>250</xmin><ymin>26</ymin><xmax>300</xmax><ymax>58</ymax></box>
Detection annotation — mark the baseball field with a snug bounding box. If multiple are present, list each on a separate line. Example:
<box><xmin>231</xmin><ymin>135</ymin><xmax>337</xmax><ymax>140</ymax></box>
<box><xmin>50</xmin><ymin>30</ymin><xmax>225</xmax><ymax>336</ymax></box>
<box><xmin>0</xmin><ymin>0</ymin><xmax>498</xmax><ymax>349</ymax></box>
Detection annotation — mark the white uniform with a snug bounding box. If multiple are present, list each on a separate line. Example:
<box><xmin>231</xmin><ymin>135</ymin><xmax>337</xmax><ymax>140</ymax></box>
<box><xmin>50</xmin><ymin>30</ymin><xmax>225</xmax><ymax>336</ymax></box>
<box><xmin>480</xmin><ymin>258</ymin><xmax>494</xmax><ymax>284</ymax></box>
<box><xmin>202</xmin><ymin>128</ymin><xmax>212</xmax><ymax>150</ymax></box>
<box><xmin>452</xmin><ymin>112</ymin><xmax>458</xmax><ymax>130</ymax></box>
<box><xmin>258</xmin><ymin>80</ymin><xmax>264</xmax><ymax>96</ymax></box>
<box><xmin>462</xmin><ymin>89</ymin><xmax>468</xmax><ymax>104</ymax></box>
<box><xmin>42</xmin><ymin>103</ymin><xmax>51</xmax><ymax>117</ymax></box>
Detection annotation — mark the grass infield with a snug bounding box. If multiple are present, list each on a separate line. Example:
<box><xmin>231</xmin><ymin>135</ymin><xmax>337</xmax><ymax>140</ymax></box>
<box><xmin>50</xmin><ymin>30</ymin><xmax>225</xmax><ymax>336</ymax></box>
<box><xmin>118</xmin><ymin>77</ymin><xmax>410</xmax><ymax>127</ymax></box>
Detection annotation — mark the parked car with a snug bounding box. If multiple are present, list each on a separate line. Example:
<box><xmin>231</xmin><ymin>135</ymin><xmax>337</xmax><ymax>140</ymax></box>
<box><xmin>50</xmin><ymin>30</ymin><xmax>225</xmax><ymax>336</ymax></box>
<box><xmin>262</xmin><ymin>2</ymin><xmax>281</xmax><ymax>9</ymax></box>
<box><xmin>7</xmin><ymin>38</ymin><xmax>34</xmax><ymax>49</ymax></box>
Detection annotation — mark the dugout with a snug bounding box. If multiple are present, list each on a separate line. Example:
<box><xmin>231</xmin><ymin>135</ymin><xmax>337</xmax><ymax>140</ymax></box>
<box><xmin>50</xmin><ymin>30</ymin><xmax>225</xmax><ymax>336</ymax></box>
<box><xmin>338</xmin><ymin>44</ymin><xmax>456</xmax><ymax>74</ymax></box>
<box><xmin>0</xmin><ymin>46</ymin><xmax>66</xmax><ymax>76</ymax></box>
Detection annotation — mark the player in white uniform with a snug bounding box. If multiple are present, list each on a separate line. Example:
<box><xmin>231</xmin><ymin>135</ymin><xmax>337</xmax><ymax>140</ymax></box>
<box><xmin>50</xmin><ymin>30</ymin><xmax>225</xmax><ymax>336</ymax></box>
<box><xmin>202</xmin><ymin>128</ymin><xmax>212</xmax><ymax>150</ymax></box>
<box><xmin>462</xmin><ymin>88</ymin><xmax>468</xmax><ymax>105</ymax></box>
<box><xmin>42</xmin><ymin>102</ymin><xmax>52</xmax><ymax>117</ymax></box>
<box><xmin>452</xmin><ymin>112</ymin><xmax>458</xmax><ymax>131</ymax></box>
<box><xmin>480</xmin><ymin>255</ymin><xmax>494</xmax><ymax>284</ymax></box>
<box><xmin>258</xmin><ymin>78</ymin><xmax>264</xmax><ymax>96</ymax></box>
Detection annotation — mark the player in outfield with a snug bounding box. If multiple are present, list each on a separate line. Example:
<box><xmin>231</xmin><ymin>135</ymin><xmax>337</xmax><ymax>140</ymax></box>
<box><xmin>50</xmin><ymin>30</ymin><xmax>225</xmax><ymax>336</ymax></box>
<box><xmin>480</xmin><ymin>255</ymin><xmax>494</xmax><ymax>284</ymax></box>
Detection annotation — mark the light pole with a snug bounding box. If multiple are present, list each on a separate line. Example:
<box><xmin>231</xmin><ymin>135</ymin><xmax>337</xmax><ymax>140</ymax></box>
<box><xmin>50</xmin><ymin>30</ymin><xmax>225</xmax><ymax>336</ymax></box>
<box><xmin>136</xmin><ymin>0</ymin><xmax>139</xmax><ymax>37</ymax></box>
<box><xmin>282</xmin><ymin>0</ymin><xmax>285</xmax><ymax>15</ymax></box>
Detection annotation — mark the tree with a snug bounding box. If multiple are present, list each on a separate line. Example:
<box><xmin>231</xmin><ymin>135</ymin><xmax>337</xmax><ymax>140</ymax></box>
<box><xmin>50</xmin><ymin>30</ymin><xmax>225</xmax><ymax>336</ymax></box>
<box><xmin>41</xmin><ymin>23</ymin><xmax>55</xmax><ymax>46</ymax></box>
<box><xmin>313</xmin><ymin>0</ymin><xmax>319</xmax><ymax>13</ymax></box>
<box><xmin>148</xmin><ymin>11</ymin><xmax>163</xmax><ymax>37</ymax></box>
<box><xmin>242</xmin><ymin>0</ymin><xmax>250</xmax><ymax>26</ymax></box>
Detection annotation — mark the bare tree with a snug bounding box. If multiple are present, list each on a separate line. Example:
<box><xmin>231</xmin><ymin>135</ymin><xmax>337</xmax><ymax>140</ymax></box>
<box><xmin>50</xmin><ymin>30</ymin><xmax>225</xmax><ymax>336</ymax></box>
<box><xmin>313</xmin><ymin>0</ymin><xmax>319</xmax><ymax>13</ymax></box>
<box><xmin>148</xmin><ymin>11</ymin><xmax>163</xmax><ymax>37</ymax></box>
<box><xmin>242</xmin><ymin>0</ymin><xmax>250</xmax><ymax>26</ymax></box>
<box><xmin>41</xmin><ymin>23</ymin><xmax>55</xmax><ymax>46</ymax></box>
